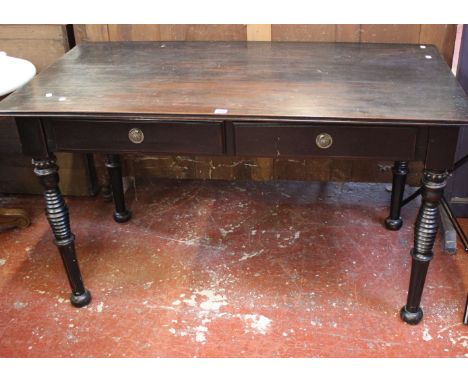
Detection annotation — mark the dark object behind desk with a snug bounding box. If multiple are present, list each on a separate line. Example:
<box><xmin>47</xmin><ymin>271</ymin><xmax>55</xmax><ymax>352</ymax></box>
<box><xmin>447</xmin><ymin>25</ymin><xmax>468</xmax><ymax>216</ymax></box>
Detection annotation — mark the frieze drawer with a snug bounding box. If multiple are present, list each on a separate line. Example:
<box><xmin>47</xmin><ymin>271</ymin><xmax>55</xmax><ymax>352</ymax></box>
<box><xmin>45</xmin><ymin>119</ymin><xmax>225</xmax><ymax>155</ymax></box>
<box><xmin>233</xmin><ymin>123</ymin><xmax>420</xmax><ymax>160</ymax></box>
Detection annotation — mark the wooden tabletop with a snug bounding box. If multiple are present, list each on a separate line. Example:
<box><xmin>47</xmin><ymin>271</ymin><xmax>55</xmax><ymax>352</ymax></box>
<box><xmin>1</xmin><ymin>41</ymin><xmax>467</xmax><ymax>124</ymax></box>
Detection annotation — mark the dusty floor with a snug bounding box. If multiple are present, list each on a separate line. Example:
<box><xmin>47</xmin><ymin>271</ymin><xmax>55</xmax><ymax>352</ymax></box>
<box><xmin>0</xmin><ymin>179</ymin><xmax>467</xmax><ymax>357</ymax></box>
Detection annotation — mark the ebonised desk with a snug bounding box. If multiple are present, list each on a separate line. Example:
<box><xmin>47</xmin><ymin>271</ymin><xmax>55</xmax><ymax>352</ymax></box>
<box><xmin>1</xmin><ymin>41</ymin><xmax>468</xmax><ymax>325</ymax></box>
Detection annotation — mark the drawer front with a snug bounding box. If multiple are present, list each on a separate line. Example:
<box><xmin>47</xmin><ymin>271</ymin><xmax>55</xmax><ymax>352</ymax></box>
<box><xmin>234</xmin><ymin>123</ymin><xmax>419</xmax><ymax>160</ymax></box>
<box><xmin>46</xmin><ymin>119</ymin><xmax>225</xmax><ymax>154</ymax></box>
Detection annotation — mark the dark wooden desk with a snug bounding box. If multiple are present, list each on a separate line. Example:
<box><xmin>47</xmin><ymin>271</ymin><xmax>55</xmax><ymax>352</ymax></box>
<box><xmin>1</xmin><ymin>41</ymin><xmax>468</xmax><ymax>324</ymax></box>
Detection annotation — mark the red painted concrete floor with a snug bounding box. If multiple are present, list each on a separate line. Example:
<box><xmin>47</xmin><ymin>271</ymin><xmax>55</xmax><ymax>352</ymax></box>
<box><xmin>1</xmin><ymin>179</ymin><xmax>468</xmax><ymax>357</ymax></box>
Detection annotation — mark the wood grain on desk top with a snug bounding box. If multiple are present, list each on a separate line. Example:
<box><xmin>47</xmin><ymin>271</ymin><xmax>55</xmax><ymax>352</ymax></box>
<box><xmin>0</xmin><ymin>41</ymin><xmax>467</xmax><ymax>124</ymax></box>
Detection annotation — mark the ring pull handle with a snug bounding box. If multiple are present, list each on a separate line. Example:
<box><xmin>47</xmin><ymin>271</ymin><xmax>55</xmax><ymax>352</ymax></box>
<box><xmin>316</xmin><ymin>133</ymin><xmax>333</xmax><ymax>149</ymax></box>
<box><xmin>128</xmin><ymin>128</ymin><xmax>144</xmax><ymax>144</ymax></box>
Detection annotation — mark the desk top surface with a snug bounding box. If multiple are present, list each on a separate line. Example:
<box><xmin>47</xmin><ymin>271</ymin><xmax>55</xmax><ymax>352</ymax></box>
<box><xmin>1</xmin><ymin>41</ymin><xmax>467</xmax><ymax>124</ymax></box>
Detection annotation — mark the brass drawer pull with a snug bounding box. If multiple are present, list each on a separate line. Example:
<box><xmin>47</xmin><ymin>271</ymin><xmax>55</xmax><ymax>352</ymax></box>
<box><xmin>128</xmin><ymin>128</ymin><xmax>144</xmax><ymax>144</ymax></box>
<box><xmin>316</xmin><ymin>133</ymin><xmax>333</xmax><ymax>149</ymax></box>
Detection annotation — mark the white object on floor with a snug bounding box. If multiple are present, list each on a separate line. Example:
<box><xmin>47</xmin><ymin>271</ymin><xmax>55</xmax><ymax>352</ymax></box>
<box><xmin>0</xmin><ymin>51</ymin><xmax>36</xmax><ymax>96</ymax></box>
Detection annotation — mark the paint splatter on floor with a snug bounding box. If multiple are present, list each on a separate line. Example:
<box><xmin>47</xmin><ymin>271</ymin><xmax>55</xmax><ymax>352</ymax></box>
<box><xmin>0</xmin><ymin>179</ymin><xmax>467</xmax><ymax>357</ymax></box>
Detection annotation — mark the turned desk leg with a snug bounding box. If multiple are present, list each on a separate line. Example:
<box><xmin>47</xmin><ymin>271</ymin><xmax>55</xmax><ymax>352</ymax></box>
<box><xmin>33</xmin><ymin>156</ymin><xmax>91</xmax><ymax>307</ymax></box>
<box><xmin>105</xmin><ymin>154</ymin><xmax>131</xmax><ymax>223</ymax></box>
<box><xmin>385</xmin><ymin>161</ymin><xmax>408</xmax><ymax>231</ymax></box>
<box><xmin>400</xmin><ymin>170</ymin><xmax>447</xmax><ymax>324</ymax></box>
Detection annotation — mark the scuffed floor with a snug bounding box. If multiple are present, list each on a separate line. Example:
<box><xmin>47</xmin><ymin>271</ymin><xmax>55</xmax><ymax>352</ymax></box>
<box><xmin>0</xmin><ymin>179</ymin><xmax>467</xmax><ymax>357</ymax></box>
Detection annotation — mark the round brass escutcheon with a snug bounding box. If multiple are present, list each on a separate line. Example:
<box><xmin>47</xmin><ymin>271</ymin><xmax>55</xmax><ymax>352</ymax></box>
<box><xmin>128</xmin><ymin>128</ymin><xmax>144</xmax><ymax>144</ymax></box>
<box><xmin>316</xmin><ymin>133</ymin><xmax>333</xmax><ymax>149</ymax></box>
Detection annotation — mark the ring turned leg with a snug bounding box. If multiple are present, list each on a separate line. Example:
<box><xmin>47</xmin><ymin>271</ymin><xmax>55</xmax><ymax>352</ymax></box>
<box><xmin>385</xmin><ymin>161</ymin><xmax>408</xmax><ymax>231</ymax></box>
<box><xmin>105</xmin><ymin>154</ymin><xmax>131</xmax><ymax>223</ymax></box>
<box><xmin>400</xmin><ymin>170</ymin><xmax>447</xmax><ymax>324</ymax></box>
<box><xmin>33</xmin><ymin>156</ymin><xmax>91</xmax><ymax>307</ymax></box>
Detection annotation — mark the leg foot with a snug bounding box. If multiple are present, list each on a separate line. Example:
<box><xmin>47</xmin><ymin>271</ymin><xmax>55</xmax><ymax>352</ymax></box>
<box><xmin>113</xmin><ymin>209</ymin><xmax>132</xmax><ymax>223</ymax></box>
<box><xmin>385</xmin><ymin>217</ymin><xmax>403</xmax><ymax>231</ymax></box>
<box><xmin>385</xmin><ymin>161</ymin><xmax>408</xmax><ymax>231</ymax></box>
<box><xmin>400</xmin><ymin>306</ymin><xmax>423</xmax><ymax>325</ymax></box>
<box><xmin>70</xmin><ymin>289</ymin><xmax>92</xmax><ymax>307</ymax></box>
<box><xmin>105</xmin><ymin>154</ymin><xmax>131</xmax><ymax>223</ymax></box>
